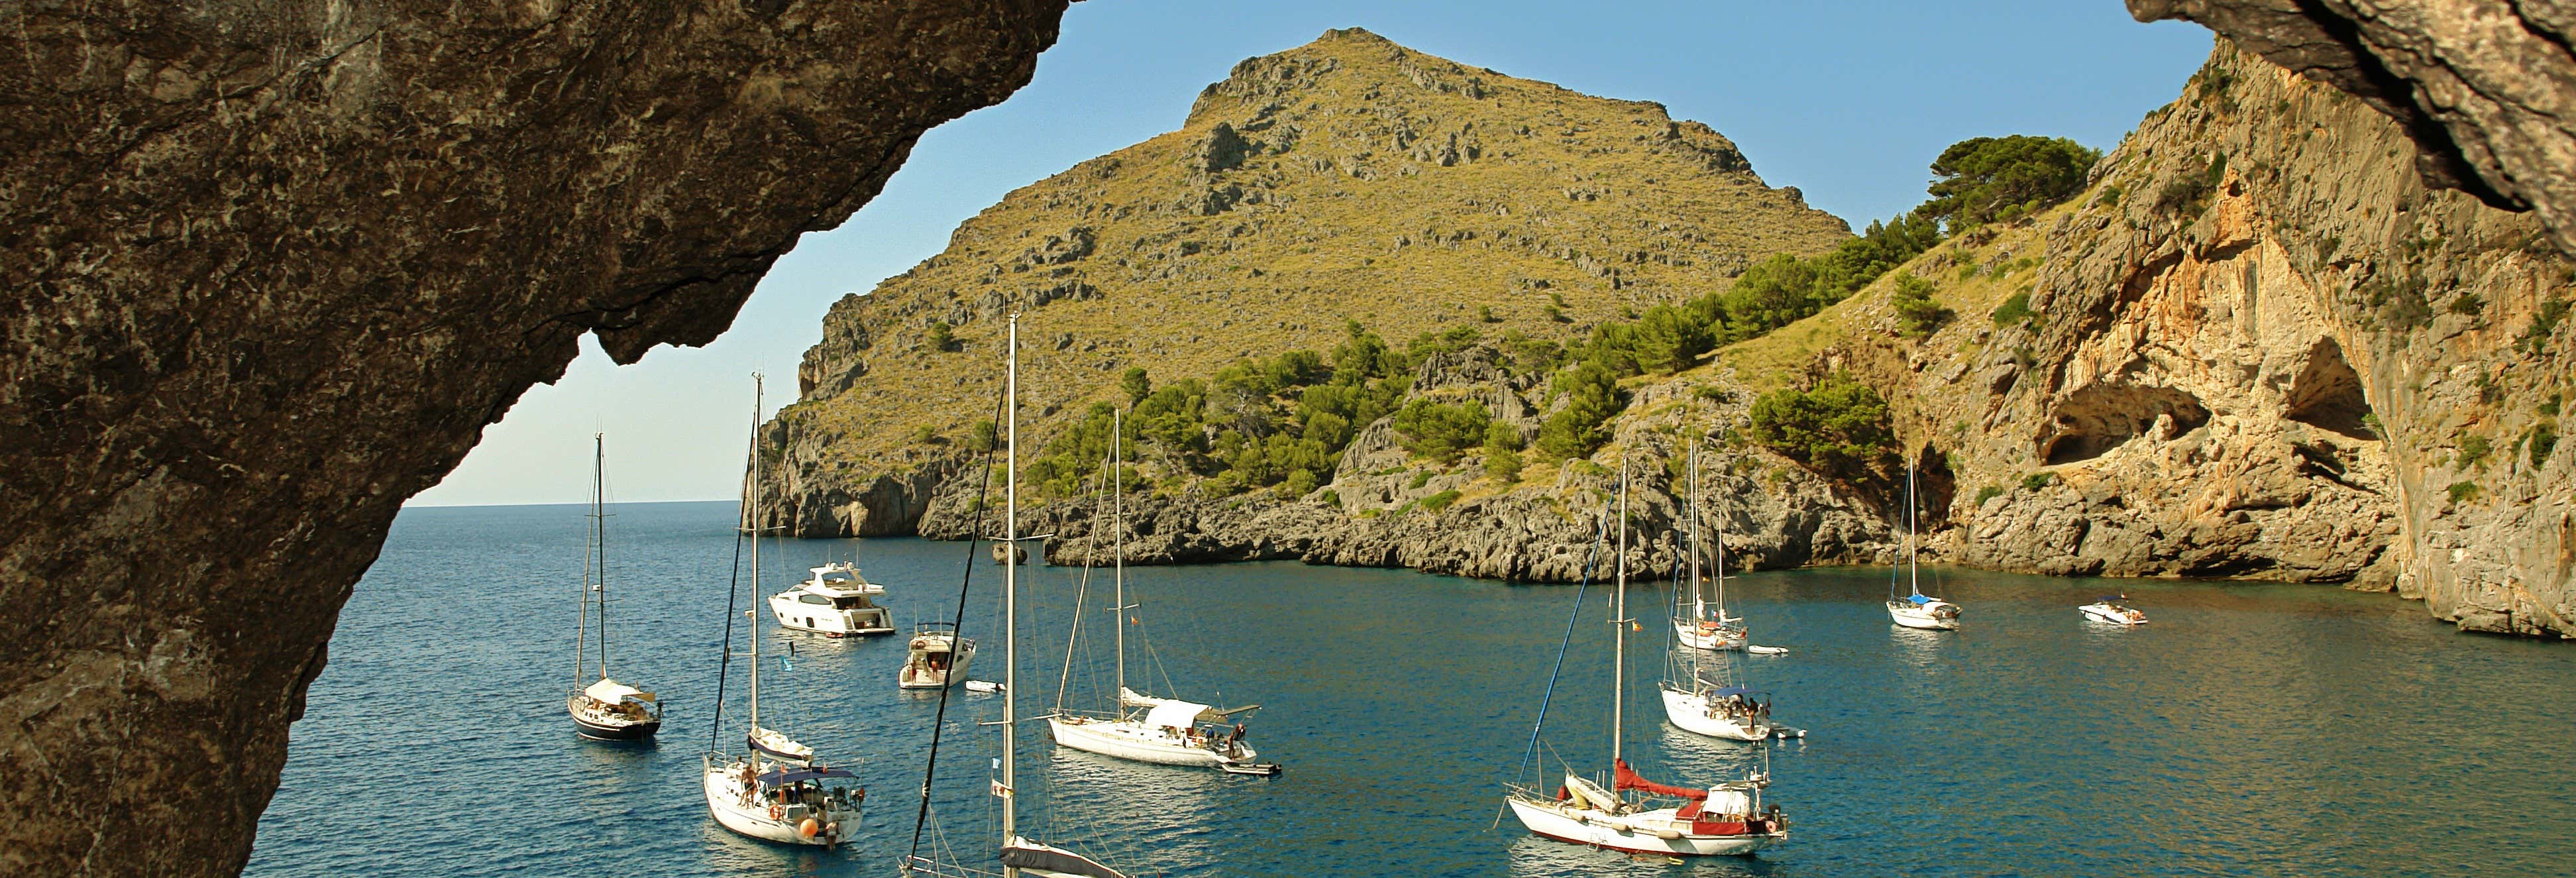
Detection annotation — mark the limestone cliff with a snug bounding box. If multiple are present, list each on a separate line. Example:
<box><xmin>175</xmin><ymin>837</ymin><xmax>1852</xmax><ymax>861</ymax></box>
<box><xmin>788</xmin><ymin>38</ymin><xmax>2573</xmax><ymax>641</ymax></box>
<box><xmin>0</xmin><ymin>3</ymin><xmax>1069</xmax><ymax>875</ymax></box>
<box><xmin>2129</xmin><ymin>1</ymin><xmax>2576</xmax><ymax>252</ymax></box>
<box><xmin>763</xmin><ymin>28</ymin><xmax>1853</xmax><ymax>536</ymax></box>
<box><xmin>1802</xmin><ymin>43</ymin><xmax>2571</xmax><ymax>636</ymax></box>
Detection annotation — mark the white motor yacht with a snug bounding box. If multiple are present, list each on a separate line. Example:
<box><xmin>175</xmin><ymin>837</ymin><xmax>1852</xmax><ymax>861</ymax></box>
<box><xmin>2079</xmin><ymin>596</ymin><xmax>2149</xmax><ymax>626</ymax></box>
<box><xmin>897</xmin><ymin>622</ymin><xmax>977</xmax><ymax>688</ymax></box>
<box><xmin>769</xmin><ymin>562</ymin><xmax>895</xmax><ymax>637</ymax></box>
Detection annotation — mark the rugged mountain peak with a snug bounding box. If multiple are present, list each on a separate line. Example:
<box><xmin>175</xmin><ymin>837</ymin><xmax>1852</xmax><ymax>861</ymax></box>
<box><xmin>769</xmin><ymin>30</ymin><xmax>1847</xmax><ymax>537</ymax></box>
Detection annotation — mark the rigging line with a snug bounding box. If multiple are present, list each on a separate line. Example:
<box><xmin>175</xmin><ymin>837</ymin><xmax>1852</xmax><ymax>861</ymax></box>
<box><xmin>1513</xmin><ymin>498</ymin><xmax>1610</xmax><ymax>785</ymax></box>
<box><xmin>908</xmin><ymin>384</ymin><xmax>1010</xmax><ymax>865</ymax></box>
<box><xmin>1055</xmin><ymin>437</ymin><xmax>1116</xmax><ymax>716</ymax></box>
<box><xmin>708</xmin><ymin>410</ymin><xmax>757</xmax><ymax>755</ymax></box>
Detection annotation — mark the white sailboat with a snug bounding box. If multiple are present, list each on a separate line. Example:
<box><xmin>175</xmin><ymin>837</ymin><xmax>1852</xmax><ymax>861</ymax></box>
<box><xmin>906</xmin><ymin>313</ymin><xmax>1130</xmax><ymax>878</ymax></box>
<box><xmin>702</xmin><ymin>376</ymin><xmax>864</xmax><ymax>847</ymax></box>
<box><xmin>1506</xmin><ymin>463</ymin><xmax>1789</xmax><ymax>857</ymax></box>
<box><xmin>567</xmin><ymin>433</ymin><xmax>663</xmax><ymax>741</ymax></box>
<box><xmin>1046</xmin><ymin>408</ymin><xmax>1271</xmax><ymax>773</ymax></box>
<box><xmin>1673</xmin><ymin>441</ymin><xmax>1747</xmax><ymax>652</ymax></box>
<box><xmin>768</xmin><ymin>561</ymin><xmax>896</xmax><ymax>637</ymax></box>
<box><xmin>1886</xmin><ymin>459</ymin><xmax>1960</xmax><ymax>630</ymax></box>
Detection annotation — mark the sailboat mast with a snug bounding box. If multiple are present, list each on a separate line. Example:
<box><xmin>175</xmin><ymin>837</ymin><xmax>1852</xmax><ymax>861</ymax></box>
<box><xmin>748</xmin><ymin>376</ymin><xmax>764</xmax><ymax>737</ymax></box>
<box><xmin>1611</xmin><ymin>462</ymin><xmax>1629</xmax><ymax>777</ymax></box>
<box><xmin>1112</xmin><ymin>406</ymin><xmax>1126</xmax><ymax>707</ymax></box>
<box><xmin>1905</xmin><ymin>457</ymin><xmax>1919</xmax><ymax>598</ymax></box>
<box><xmin>595</xmin><ymin>433</ymin><xmax>610</xmax><ymax>681</ymax></box>
<box><xmin>576</xmin><ymin>438</ymin><xmax>592</xmax><ymax>690</ymax></box>
<box><xmin>1002</xmin><ymin>315</ymin><xmax>1020</xmax><ymax>872</ymax></box>
<box><xmin>1687</xmin><ymin>440</ymin><xmax>1704</xmax><ymax>623</ymax></box>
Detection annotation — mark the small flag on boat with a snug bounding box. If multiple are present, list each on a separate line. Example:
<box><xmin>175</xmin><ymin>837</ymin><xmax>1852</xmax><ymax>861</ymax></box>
<box><xmin>991</xmin><ymin>779</ymin><xmax>1013</xmax><ymax>799</ymax></box>
<box><xmin>779</xmin><ymin>656</ymin><xmax>794</xmax><ymax>672</ymax></box>
<box><xmin>991</xmin><ymin>757</ymin><xmax>1001</xmax><ymax>769</ymax></box>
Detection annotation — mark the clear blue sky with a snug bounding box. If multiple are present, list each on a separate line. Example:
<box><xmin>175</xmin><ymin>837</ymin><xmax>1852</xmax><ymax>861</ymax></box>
<box><xmin>409</xmin><ymin>1</ymin><xmax>2216</xmax><ymax>507</ymax></box>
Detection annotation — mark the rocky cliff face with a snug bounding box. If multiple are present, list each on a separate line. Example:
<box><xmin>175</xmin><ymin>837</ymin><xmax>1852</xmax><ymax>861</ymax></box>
<box><xmin>805</xmin><ymin>38</ymin><xmax>2573</xmax><ymax>641</ymax></box>
<box><xmin>2129</xmin><ymin>1</ymin><xmax>2576</xmax><ymax>252</ymax></box>
<box><xmin>1806</xmin><ymin>44</ymin><xmax>2570</xmax><ymax>636</ymax></box>
<box><xmin>0</xmin><ymin>3</ymin><xmax>1068</xmax><ymax>875</ymax></box>
<box><xmin>910</xmin><ymin>346</ymin><xmax>1896</xmax><ymax>581</ymax></box>
<box><xmin>763</xmin><ymin>27</ymin><xmax>1853</xmax><ymax>535</ymax></box>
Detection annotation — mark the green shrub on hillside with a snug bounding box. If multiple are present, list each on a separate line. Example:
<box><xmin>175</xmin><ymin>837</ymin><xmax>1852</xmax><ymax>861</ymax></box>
<box><xmin>1918</xmin><ymin>135</ymin><xmax>2102</xmax><ymax>230</ymax></box>
<box><xmin>1120</xmin><ymin>366</ymin><xmax>1152</xmax><ymax>404</ymax></box>
<box><xmin>1393</xmin><ymin>399</ymin><xmax>1493</xmax><ymax>464</ymax></box>
<box><xmin>2457</xmin><ymin>434</ymin><xmax>2491</xmax><ymax>468</ymax></box>
<box><xmin>1890</xmin><ymin>273</ymin><xmax>1952</xmax><ymax>339</ymax></box>
<box><xmin>1746</xmin><ymin>372</ymin><xmax>1898</xmax><ymax>481</ymax></box>
<box><xmin>1483</xmin><ymin>421</ymin><xmax>1525</xmax><ymax>482</ymax></box>
<box><xmin>1990</xmin><ymin>291</ymin><xmax>2035</xmax><ymax>328</ymax></box>
<box><xmin>1537</xmin><ymin>361</ymin><xmax>1623</xmax><ymax>461</ymax></box>
<box><xmin>928</xmin><ymin>321</ymin><xmax>955</xmax><ymax>352</ymax></box>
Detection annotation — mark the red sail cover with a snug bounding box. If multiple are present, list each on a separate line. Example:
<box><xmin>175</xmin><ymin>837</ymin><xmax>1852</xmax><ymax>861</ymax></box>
<box><xmin>1613</xmin><ymin>759</ymin><xmax>1707</xmax><ymax>800</ymax></box>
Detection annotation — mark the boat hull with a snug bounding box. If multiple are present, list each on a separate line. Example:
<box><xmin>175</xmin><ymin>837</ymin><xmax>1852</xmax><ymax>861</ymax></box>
<box><xmin>769</xmin><ymin>593</ymin><xmax>896</xmax><ymax>637</ymax></box>
<box><xmin>1887</xmin><ymin>600</ymin><xmax>1960</xmax><ymax>630</ymax></box>
<box><xmin>1505</xmin><ymin>796</ymin><xmax>1779</xmax><ymax>857</ymax></box>
<box><xmin>567</xmin><ymin>694</ymin><xmax>660</xmax><ymax>740</ymax></box>
<box><xmin>1046</xmin><ymin>716</ymin><xmax>1253</xmax><ymax>767</ymax></box>
<box><xmin>898</xmin><ymin>637</ymin><xmax>978</xmax><ymax>689</ymax></box>
<box><xmin>1672</xmin><ymin>619</ymin><xmax>1746</xmax><ymax>651</ymax></box>
<box><xmin>2079</xmin><ymin>604</ymin><xmax>2147</xmax><ymax>626</ymax></box>
<box><xmin>1659</xmin><ymin>687</ymin><xmax>1772</xmax><ymax>741</ymax></box>
<box><xmin>702</xmin><ymin>764</ymin><xmax>857</xmax><ymax>847</ymax></box>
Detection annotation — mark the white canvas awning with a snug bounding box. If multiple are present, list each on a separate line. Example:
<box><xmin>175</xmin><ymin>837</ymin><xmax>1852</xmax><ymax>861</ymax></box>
<box><xmin>584</xmin><ymin>678</ymin><xmax>655</xmax><ymax>704</ymax></box>
<box><xmin>1144</xmin><ymin>699</ymin><xmax>1212</xmax><ymax>731</ymax></box>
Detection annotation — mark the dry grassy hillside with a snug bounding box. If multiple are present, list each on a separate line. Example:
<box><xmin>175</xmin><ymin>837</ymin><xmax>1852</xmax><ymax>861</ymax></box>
<box><xmin>767</xmin><ymin>27</ymin><xmax>1851</xmax><ymax>530</ymax></box>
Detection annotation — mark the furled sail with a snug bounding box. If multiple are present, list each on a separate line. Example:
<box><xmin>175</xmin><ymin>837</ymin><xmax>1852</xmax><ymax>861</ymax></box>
<box><xmin>1614</xmin><ymin>758</ymin><xmax>1707</xmax><ymax>800</ymax></box>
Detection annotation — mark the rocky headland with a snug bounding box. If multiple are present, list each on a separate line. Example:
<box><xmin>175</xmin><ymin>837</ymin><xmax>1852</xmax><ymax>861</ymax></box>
<box><xmin>771</xmin><ymin>34</ymin><xmax>2573</xmax><ymax>639</ymax></box>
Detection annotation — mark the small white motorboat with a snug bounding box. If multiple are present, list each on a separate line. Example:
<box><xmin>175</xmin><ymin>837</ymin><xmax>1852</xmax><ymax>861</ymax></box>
<box><xmin>963</xmin><ymin>679</ymin><xmax>1004</xmax><ymax>694</ymax></box>
<box><xmin>2079</xmin><ymin>596</ymin><xmax>2149</xmax><ymax>626</ymax></box>
<box><xmin>1746</xmin><ymin>645</ymin><xmax>1790</xmax><ymax>655</ymax></box>
<box><xmin>769</xmin><ymin>562</ymin><xmax>896</xmax><ymax>637</ymax></box>
<box><xmin>896</xmin><ymin>622</ymin><xmax>977</xmax><ymax>689</ymax></box>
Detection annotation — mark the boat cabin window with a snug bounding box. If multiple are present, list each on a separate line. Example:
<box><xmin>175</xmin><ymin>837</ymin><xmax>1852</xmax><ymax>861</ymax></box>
<box><xmin>830</xmin><ymin>596</ymin><xmax>875</xmax><ymax>610</ymax></box>
<box><xmin>796</xmin><ymin>594</ymin><xmax>833</xmax><ymax>606</ymax></box>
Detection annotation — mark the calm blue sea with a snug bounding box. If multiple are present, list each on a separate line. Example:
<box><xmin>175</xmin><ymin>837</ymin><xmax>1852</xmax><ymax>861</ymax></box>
<box><xmin>246</xmin><ymin>501</ymin><xmax>2576</xmax><ymax>877</ymax></box>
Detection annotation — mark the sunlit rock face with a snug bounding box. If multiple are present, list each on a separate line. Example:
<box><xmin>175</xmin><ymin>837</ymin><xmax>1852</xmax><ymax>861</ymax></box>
<box><xmin>2130</xmin><ymin>0</ymin><xmax>2576</xmax><ymax>252</ymax></box>
<box><xmin>1894</xmin><ymin>45</ymin><xmax>2573</xmax><ymax>637</ymax></box>
<box><xmin>0</xmin><ymin>2</ymin><xmax>1068</xmax><ymax>874</ymax></box>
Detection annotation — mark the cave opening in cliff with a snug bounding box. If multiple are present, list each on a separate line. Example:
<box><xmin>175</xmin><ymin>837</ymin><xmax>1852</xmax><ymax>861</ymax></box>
<box><xmin>2284</xmin><ymin>337</ymin><xmax>2375</xmax><ymax>439</ymax></box>
<box><xmin>2039</xmin><ymin>384</ymin><xmax>2212</xmax><ymax>465</ymax></box>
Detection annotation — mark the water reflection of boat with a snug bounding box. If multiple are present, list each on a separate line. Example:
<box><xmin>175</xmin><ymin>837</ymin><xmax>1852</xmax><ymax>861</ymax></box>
<box><xmin>2080</xmin><ymin>596</ymin><xmax>2149</xmax><ymax>626</ymax></box>
<box><xmin>1505</xmin><ymin>463</ymin><xmax>1788</xmax><ymax>858</ymax></box>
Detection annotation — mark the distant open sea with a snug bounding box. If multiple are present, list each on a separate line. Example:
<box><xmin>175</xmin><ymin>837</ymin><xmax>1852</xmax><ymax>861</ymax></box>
<box><xmin>246</xmin><ymin>500</ymin><xmax>2575</xmax><ymax>877</ymax></box>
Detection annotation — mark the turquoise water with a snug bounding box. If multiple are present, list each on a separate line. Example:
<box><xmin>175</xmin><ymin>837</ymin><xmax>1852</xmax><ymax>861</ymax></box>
<box><xmin>247</xmin><ymin>501</ymin><xmax>2576</xmax><ymax>876</ymax></box>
